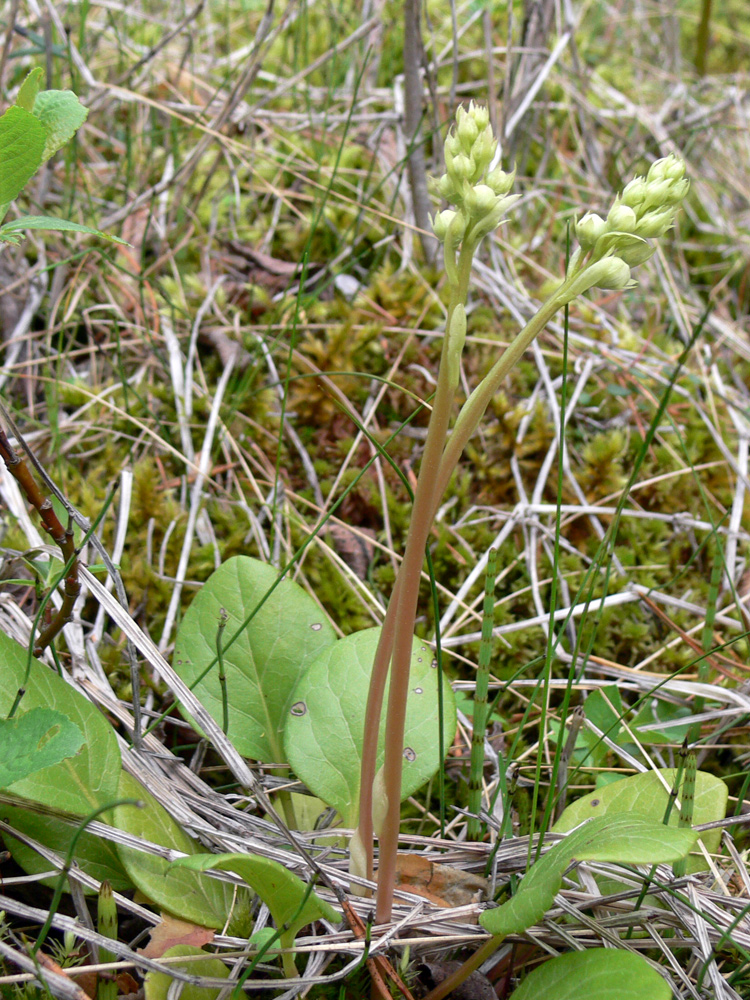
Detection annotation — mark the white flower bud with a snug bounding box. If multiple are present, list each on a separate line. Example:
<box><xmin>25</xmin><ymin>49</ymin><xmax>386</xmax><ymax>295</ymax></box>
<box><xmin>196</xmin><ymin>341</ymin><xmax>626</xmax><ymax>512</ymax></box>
<box><xmin>471</xmin><ymin>128</ymin><xmax>497</xmax><ymax>176</ymax></box>
<box><xmin>465</xmin><ymin>183</ymin><xmax>498</xmax><ymax>218</ymax></box>
<box><xmin>635</xmin><ymin>208</ymin><xmax>674</xmax><ymax>239</ymax></box>
<box><xmin>456</xmin><ymin>110</ymin><xmax>479</xmax><ymax>153</ymax></box>
<box><xmin>621</xmin><ymin>176</ymin><xmax>647</xmax><ymax>208</ymax></box>
<box><xmin>486</xmin><ymin>165</ymin><xmax>515</xmax><ymax>196</ymax></box>
<box><xmin>576</xmin><ymin>212</ymin><xmax>607</xmax><ymax>250</ymax></box>
<box><xmin>560</xmin><ymin>255</ymin><xmax>631</xmax><ymax>302</ymax></box>
<box><xmin>606</xmin><ymin>203</ymin><xmax>638</xmax><ymax>233</ymax></box>
<box><xmin>467</xmin><ymin>100</ymin><xmax>489</xmax><ymax>131</ymax></box>
<box><xmin>432</xmin><ymin>209</ymin><xmax>457</xmax><ymax>242</ymax></box>
<box><xmin>449</xmin><ymin>153</ymin><xmax>474</xmax><ymax>184</ymax></box>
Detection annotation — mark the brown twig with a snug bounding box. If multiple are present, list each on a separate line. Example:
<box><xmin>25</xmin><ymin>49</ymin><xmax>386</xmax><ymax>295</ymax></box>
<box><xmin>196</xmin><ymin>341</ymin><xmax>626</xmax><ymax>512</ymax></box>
<box><xmin>0</xmin><ymin>426</ymin><xmax>80</xmax><ymax>655</ymax></box>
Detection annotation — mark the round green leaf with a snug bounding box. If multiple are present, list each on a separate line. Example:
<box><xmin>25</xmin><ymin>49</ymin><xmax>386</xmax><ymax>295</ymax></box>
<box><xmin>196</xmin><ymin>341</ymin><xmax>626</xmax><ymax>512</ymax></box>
<box><xmin>144</xmin><ymin>946</ymin><xmax>229</xmax><ymax>1000</ymax></box>
<box><xmin>0</xmin><ymin>631</ymin><xmax>120</xmax><ymax>815</ymax></box>
<box><xmin>0</xmin><ymin>707</ymin><xmax>83</xmax><ymax>787</ymax></box>
<box><xmin>283</xmin><ymin>627</ymin><xmax>457</xmax><ymax>826</ymax></box>
<box><xmin>553</xmin><ymin>769</ymin><xmax>727</xmax><ymax>873</ymax></box>
<box><xmin>480</xmin><ymin>815</ymin><xmax>697</xmax><ymax>938</ymax></box>
<box><xmin>511</xmin><ymin>948</ymin><xmax>670</xmax><ymax>1000</ymax></box>
<box><xmin>114</xmin><ymin>771</ymin><xmax>251</xmax><ymax>933</ymax></box>
<box><xmin>171</xmin><ymin>852</ymin><xmax>340</xmax><ymax>937</ymax></box>
<box><xmin>173</xmin><ymin>556</ymin><xmax>336</xmax><ymax>761</ymax></box>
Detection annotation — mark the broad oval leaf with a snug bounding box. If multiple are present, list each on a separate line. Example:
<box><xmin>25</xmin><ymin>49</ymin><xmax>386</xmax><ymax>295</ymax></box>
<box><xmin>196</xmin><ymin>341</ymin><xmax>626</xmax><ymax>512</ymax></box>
<box><xmin>511</xmin><ymin>948</ymin><xmax>670</xmax><ymax>1000</ymax></box>
<box><xmin>171</xmin><ymin>852</ymin><xmax>340</xmax><ymax>937</ymax></box>
<box><xmin>0</xmin><ymin>631</ymin><xmax>120</xmax><ymax>814</ymax></box>
<box><xmin>173</xmin><ymin>556</ymin><xmax>336</xmax><ymax>761</ymax></box>
<box><xmin>0</xmin><ymin>631</ymin><xmax>124</xmax><ymax>888</ymax></box>
<box><xmin>114</xmin><ymin>772</ymin><xmax>251</xmax><ymax>934</ymax></box>
<box><xmin>479</xmin><ymin>815</ymin><xmax>697</xmax><ymax>938</ymax></box>
<box><xmin>0</xmin><ymin>105</ymin><xmax>45</xmax><ymax>202</ymax></box>
<box><xmin>15</xmin><ymin>69</ymin><xmax>43</xmax><ymax>113</ymax></box>
<box><xmin>0</xmin><ymin>707</ymin><xmax>83</xmax><ymax>787</ymax></box>
<box><xmin>32</xmin><ymin>89</ymin><xmax>88</xmax><ymax>161</ymax></box>
<box><xmin>283</xmin><ymin>627</ymin><xmax>456</xmax><ymax>826</ymax></box>
<box><xmin>553</xmin><ymin>769</ymin><xmax>727</xmax><ymax>873</ymax></box>
<box><xmin>144</xmin><ymin>945</ymin><xmax>229</xmax><ymax>1000</ymax></box>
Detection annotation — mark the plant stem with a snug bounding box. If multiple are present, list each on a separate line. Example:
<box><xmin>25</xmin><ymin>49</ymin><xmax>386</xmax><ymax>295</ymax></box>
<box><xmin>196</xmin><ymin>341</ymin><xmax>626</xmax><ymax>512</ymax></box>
<box><xmin>355</xmin><ymin>244</ymin><xmax>473</xmax><ymax>918</ymax></box>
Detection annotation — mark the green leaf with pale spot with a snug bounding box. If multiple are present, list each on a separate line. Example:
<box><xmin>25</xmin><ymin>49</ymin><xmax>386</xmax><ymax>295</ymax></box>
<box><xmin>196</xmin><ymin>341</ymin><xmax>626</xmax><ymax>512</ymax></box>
<box><xmin>173</xmin><ymin>556</ymin><xmax>337</xmax><ymax>762</ymax></box>
<box><xmin>16</xmin><ymin>69</ymin><xmax>43</xmax><ymax>113</ymax></box>
<box><xmin>553</xmin><ymin>769</ymin><xmax>727</xmax><ymax>873</ymax></box>
<box><xmin>144</xmin><ymin>946</ymin><xmax>229</xmax><ymax>1000</ymax></box>
<box><xmin>0</xmin><ymin>106</ymin><xmax>45</xmax><ymax>202</ymax></box>
<box><xmin>0</xmin><ymin>630</ymin><xmax>125</xmax><ymax>889</ymax></box>
<box><xmin>511</xmin><ymin>948</ymin><xmax>670</xmax><ymax>1000</ymax></box>
<box><xmin>114</xmin><ymin>772</ymin><xmax>251</xmax><ymax>933</ymax></box>
<box><xmin>32</xmin><ymin>89</ymin><xmax>88</xmax><ymax>161</ymax></box>
<box><xmin>283</xmin><ymin>627</ymin><xmax>456</xmax><ymax>826</ymax></box>
<box><xmin>479</xmin><ymin>815</ymin><xmax>697</xmax><ymax>938</ymax></box>
<box><xmin>171</xmin><ymin>852</ymin><xmax>340</xmax><ymax>976</ymax></box>
<box><xmin>0</xmin><ymin>707</ymin><xmax>83</xmax><ymax>787</ymax></box>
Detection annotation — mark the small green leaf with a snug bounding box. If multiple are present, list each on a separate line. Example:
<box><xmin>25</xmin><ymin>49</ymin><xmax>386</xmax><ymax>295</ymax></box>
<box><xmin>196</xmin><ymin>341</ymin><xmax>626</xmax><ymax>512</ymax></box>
<box><xmin>510</xmin><ymin>948</ymin><xmax>670</xmax><ymax>1000</ymax></box>
<box><xmin>479</xmin><ymin>815</ymin><xmax>697</xmax><ymax>938</ymax></box>
<box><xmin>0</xmin><ymin>707</ymin><xmax>83</xmax><ymax>787</ymax></box>
<box><xmin>32</xmin><ymin>89</ymin><xmax>88</xmax><ymax>161</ymax></box>
<box><xmin>171</xmin><ymin>852</ymin><xmax>339</xmax><ymax>975</ymax></box>
<box><xmin>0</xmin><ymin>216</ymin><xmax>128</xmax><ymax>242</ymax></box>
<box><xmin>0</xmin><ymin>105</ymin><xmax>45</xmax><ymax>202</ymax></box>
<box><xmin>553</xmin><ymin>769</ymin><xmax>727</xmax><ymax>873</ymax></box>
<box><xmin>144</xmin><ymin>946</ymin><xmax>229</xmax><ymax>1000</ymax></box>
<box><xmin>0</xmin><ymin>632</ymin><xmax>121</xmax><ymax>816</ymax></box>
<box><xmin>114</xmin><ymin>772</ymin><xmax>251</xmax><ymax>933</ymax></box>
<box><xmin>173</xmin><ymin>556</ymin><xmax>337</xmax><ymax>762</ymax></box>
<box><xmin>283</xmin><ymin>627</ymin><xmax>456</xmax><ymax>826</ymax></box>
<box><xmin>16</xmin><ymin>69</ymin><xmax>43</xmax><ymax>113</ymax></box>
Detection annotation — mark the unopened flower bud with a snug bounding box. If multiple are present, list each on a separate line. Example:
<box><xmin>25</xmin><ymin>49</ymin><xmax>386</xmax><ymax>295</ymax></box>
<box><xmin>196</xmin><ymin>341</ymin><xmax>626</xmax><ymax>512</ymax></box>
<box><xmin>635</xmin><ymin>208</ymin><xmax>674</xmax><ymax>239</ymax></box>
<box><xmin>450</xmin><ymin>153</ymin><xmax>474</xmax><ymax>184</ymax></box>
<box><xmin>456</xmin><ymin>111</ymin><xmax>479</xmax><ymax>153</ymax></box>
<box><xmin>486</xmin><ymin>165</ymin><xmax>514</xmax><ymax>196</ymax></box>
<box><xmin>432</xmin><ymin>209</ymin><xmax>458</xmax><ymax>242</ymax></box>
<box><xmin>561</xmin><ymin>255</ymin><xmax>631</xmax><ymax>302</ymax></box>
<box><xmin>468</xmin><ymin>101</ymin><xmax>490</xmax><ymax>131</ymax></box>
<box><xmin>606</xmin><ymin>203</ymin><xmax>638</xmax><ymax>233</ymax></box>
<box><xmin>465</xmin><ymin>183</ymin><xmax>498</xmax><ymax>218</ymax></box>
<box><xmin>621</xmin><ymin>176</ymin><xmax>647</xmax><ymax>208</ymax></box>
<box><xmin>648</xmin><ymin>154</ymin><xmax>684</xmax><ymax>184</ymax></box>
<box><xmin>576</xmin><ymin>212</ymin><xmax>607</xmax><ymax>250</ymax></box>
<box><xmin>471</xmin><ymin>128</ymin><xmax>497</xmax><ymax>176</ymax></box>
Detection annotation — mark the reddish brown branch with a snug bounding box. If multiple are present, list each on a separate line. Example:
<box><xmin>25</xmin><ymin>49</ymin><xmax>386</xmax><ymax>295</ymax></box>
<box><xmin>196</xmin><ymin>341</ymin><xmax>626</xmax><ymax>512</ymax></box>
<box><xmin>0</xmin><ymin>427</ymin><xmax>80</xmax><ymax>655</ymax></box>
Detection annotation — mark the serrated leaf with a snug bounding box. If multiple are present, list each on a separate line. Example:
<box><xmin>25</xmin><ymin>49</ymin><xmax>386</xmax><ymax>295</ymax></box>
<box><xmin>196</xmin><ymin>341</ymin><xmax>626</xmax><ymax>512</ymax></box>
<box><xmin>171</xmin><ymin>852</ymin><xmax>339</xmax><ymax>975</ymax></box>
<box><xmin>144</xmin><ymin>946</ymin><xmax>229</xmax><ymax>1000</ymax></box>
<box><xmin>114</xmin><ymin>772</ymin><xmax>251</xmax><ymax>934</ymax></box>
<box><xmin>173</xmin><ymin>556</ymin><xmax>337</xmax><ymax>762</ymax></box>
<box><xmin>32</xmin><ymin>89</ymin><xmax>87</xmax><ymax>161</ymax></box>
<box><xmin>553</xmin><ymin>768</ymin><xmax>727</xmax><ymax>873</ymax></box>
<box><xmin>511</xmin><ymin>948</ymin><xmax>670</xmax><ymax>1000</ymax></box>
<box><xmin>0</xmin><ymin>105</ymin><xmax>45</xmax><ymax>202</ymax></box>
<box><xmin>479</xmin><ymin>815</ymin><xmax>697</xmax><ymax>938</ymax></box>
<box><xmin>283</xmin><ymin>627</ymin><xmax>456</xmax><ymax>826</ymax></box>
<box><xmin>0</xmin><ymin>215</ymin><xmax>128</xmax><ymax>242</ymax></box>
<box><xmin>16</xmin><ymin>69</ymin><xmax>43</xmax><ymax>113</ymax></box>
<box><xmin>0</xmin><ymin>707</ymin><xmax>83</xmax><ymax>787</ymax></box>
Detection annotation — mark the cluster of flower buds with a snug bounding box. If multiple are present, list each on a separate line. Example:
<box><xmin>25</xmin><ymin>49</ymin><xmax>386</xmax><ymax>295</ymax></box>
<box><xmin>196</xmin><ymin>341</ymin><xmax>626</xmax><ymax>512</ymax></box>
<box><xmin>571</xmin><ymin>154</ymin><xmax>688</xmax><ymax>294</ymax></box>
<box><xmin>431</xmin><ymin>102</ymin><xmax>518</xmax><ymax>264</ymax></box>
